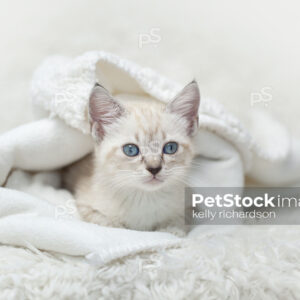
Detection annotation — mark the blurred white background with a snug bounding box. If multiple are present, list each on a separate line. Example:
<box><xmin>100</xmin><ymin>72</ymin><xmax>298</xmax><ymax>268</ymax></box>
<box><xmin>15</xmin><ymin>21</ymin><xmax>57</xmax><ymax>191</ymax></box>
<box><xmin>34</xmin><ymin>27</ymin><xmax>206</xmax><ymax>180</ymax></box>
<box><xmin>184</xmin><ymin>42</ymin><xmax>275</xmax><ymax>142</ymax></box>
<box><xmin>0</xmin><ymin>0</ymin><xmax>299</xmax><ymax>136</ymax></box>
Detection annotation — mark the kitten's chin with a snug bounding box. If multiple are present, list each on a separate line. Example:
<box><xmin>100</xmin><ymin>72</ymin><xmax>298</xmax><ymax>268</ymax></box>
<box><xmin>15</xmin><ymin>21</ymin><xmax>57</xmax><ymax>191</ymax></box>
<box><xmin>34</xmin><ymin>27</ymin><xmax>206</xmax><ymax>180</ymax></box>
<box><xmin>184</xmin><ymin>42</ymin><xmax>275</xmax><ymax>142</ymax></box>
<box><xmin>141</xmin><ymin>177</ymin><xmax>168</xmax><ymax>191</ymax></box>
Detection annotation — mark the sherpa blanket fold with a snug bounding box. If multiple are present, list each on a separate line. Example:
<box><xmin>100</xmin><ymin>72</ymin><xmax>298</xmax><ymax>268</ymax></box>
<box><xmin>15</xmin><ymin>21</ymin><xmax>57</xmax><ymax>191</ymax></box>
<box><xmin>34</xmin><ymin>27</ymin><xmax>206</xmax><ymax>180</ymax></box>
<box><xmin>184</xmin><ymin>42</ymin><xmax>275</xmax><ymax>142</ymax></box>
<box><xmin>0</xmin><ymin>51</ymin><xmax>300</xmax><ymax>264</ymax></box>
<box><xmin>30</xmin><ymin>51</ymin><xmax>268</xmax><ymax>169</ymax></box>
<box><xmin>0</xmin><ymin>186</ymin><xmax>178</xmax><ymax>265</ymax></box>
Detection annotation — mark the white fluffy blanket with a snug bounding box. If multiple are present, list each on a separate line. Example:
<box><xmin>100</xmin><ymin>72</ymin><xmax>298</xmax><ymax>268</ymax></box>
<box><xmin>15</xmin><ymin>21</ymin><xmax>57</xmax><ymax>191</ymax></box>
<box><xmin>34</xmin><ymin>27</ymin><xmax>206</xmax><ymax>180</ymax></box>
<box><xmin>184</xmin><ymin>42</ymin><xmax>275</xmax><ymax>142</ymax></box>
<box><xmin>1</xmin><ymin>51</ymin><xmax>300</xmax><ymax>298</ymax></box>
<box><xmin>30</xmin><ymin>51</ymin><xmax>287</xmax><ymax>166</ymax></box>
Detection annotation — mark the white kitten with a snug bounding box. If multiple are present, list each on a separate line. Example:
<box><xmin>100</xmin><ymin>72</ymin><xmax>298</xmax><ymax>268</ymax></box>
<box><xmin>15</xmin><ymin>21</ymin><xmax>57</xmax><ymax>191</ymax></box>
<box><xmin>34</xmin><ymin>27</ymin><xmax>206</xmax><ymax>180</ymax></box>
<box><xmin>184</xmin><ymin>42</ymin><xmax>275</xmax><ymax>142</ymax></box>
<box><xmin>64</xmin><ymin>81</ymin><xmax>200</xmax><ymax>232</ymax></box>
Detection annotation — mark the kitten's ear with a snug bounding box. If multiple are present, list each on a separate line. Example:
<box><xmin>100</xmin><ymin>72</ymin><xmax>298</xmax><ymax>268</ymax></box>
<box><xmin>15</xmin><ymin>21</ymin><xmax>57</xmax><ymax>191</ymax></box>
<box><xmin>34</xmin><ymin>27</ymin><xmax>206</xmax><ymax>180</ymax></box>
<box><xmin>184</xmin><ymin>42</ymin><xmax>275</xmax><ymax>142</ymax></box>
<box><xmin>89</xmin><ymin>83</ymin><xmax>125</xmax><ymax>142</ymax></box>
<box><xmin>166</xmin><ymin>80</ymin><xmax>200</xmax><ymax>136</ymax></box>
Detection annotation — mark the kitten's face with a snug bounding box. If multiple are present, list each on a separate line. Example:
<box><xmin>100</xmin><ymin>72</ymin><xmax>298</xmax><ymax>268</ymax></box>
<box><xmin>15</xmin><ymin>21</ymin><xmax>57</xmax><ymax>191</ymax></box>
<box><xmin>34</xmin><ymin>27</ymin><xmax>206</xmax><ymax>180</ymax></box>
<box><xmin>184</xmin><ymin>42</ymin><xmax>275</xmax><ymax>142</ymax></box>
<box><xmin>89</xmin><ymin>81</ymin><xmax>200</xmax><ymax>191</ymax></box>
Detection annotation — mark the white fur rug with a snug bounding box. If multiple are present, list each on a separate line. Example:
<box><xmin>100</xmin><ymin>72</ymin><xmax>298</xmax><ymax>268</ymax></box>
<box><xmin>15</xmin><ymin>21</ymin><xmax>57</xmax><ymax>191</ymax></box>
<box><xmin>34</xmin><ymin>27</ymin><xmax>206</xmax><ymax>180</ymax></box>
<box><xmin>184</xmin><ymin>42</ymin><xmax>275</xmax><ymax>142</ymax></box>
<box><xmin>1</xmin><ymin>226</ymin><xmax>300</xmax><ymax>299</ymax></box>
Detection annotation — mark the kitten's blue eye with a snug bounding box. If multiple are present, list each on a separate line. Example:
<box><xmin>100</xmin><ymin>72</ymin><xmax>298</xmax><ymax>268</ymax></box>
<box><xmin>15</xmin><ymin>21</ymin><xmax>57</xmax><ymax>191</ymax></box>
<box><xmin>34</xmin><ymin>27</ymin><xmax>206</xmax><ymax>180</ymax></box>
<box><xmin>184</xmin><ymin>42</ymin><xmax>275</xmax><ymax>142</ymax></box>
<box><xmin>163</xmin><ymin>142</ymin><xmax>178</xmax><ymax>154</ymax></box>
<box><xmin>123</xmin><ymin>144</ymin><xmax>139</xmax><ymax>157</ymax></box>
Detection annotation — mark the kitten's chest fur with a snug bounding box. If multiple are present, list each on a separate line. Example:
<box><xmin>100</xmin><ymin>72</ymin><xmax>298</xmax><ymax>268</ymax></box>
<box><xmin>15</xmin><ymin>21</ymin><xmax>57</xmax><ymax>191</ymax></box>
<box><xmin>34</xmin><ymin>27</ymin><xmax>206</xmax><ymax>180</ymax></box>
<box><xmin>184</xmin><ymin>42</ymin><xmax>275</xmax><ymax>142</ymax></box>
<box><xmin>63</xmin><ymin>154</ymin><xmax>185</xmax><ymax>230</ymax></box>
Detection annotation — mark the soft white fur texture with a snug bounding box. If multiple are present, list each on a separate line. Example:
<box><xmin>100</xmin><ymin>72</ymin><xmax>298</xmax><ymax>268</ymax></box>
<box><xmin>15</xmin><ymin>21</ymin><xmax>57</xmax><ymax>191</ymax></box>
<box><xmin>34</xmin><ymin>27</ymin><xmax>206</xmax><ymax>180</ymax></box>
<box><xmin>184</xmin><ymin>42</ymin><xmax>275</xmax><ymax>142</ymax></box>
<box><xmin>1</xmin><ymin>226</ymin><xmax>300</xmax><ymax>299</ymax></box>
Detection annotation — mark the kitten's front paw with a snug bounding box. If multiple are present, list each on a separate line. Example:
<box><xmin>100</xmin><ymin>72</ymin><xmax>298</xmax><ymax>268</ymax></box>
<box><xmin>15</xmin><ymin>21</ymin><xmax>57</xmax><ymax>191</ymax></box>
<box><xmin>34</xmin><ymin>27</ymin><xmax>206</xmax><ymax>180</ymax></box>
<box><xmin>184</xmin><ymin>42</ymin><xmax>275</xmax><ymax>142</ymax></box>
<box><xmin>77</xmin><ymin>203</ymin><xmax>125</xmax><ymax>228</ymax></box>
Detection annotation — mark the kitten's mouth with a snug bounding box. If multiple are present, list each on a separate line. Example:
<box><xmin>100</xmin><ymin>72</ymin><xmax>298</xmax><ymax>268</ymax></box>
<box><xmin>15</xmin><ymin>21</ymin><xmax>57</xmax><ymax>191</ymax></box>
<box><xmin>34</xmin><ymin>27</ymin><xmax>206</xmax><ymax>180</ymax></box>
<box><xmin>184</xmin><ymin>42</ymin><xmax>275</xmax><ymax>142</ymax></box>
<box><xmin>144</xmin><ymin>177</ymin><xmax>164</xmax><ymax>185</ymax></box>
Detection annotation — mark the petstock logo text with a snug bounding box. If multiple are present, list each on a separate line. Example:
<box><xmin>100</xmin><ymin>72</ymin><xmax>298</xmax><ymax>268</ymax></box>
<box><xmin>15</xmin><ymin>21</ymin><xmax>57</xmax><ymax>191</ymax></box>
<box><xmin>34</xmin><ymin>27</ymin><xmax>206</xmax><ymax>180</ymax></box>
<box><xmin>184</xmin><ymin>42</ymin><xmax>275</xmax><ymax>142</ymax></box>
<box><xmin>185</xmin><ymin>187</ymin><xmax>300</xmax><ymax>225</ymax></box>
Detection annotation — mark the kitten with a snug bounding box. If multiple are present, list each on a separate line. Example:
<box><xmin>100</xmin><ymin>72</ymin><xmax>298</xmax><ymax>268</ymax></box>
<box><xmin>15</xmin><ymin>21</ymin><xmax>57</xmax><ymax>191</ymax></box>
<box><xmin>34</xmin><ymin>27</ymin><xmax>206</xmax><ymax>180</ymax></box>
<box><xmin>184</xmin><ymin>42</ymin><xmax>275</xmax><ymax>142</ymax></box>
<box><xmin>64</xmin><ymin>81</ymin><xmax>200</xmax><ymax>232</ymax></box>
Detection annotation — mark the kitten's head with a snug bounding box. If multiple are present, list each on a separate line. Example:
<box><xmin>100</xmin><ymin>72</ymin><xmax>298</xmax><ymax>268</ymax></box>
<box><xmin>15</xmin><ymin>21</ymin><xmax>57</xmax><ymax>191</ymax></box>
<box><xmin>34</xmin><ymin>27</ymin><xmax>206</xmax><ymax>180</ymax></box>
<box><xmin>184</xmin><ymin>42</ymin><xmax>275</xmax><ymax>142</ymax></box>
<box><xmin>89</xmin><ymin>81</ymin><xmax>200</xmax><ymax>191</ymax></box>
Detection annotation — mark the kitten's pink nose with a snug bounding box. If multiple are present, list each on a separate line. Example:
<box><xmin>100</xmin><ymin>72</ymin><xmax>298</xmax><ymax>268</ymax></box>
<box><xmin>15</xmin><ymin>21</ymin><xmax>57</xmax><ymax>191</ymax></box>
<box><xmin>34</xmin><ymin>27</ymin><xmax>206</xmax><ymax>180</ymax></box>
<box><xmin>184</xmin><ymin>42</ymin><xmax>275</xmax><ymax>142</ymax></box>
<box><xmin>146</xmin><ymin>166</ymin><xmax>162</xmax><ymax>176</ymax></box>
